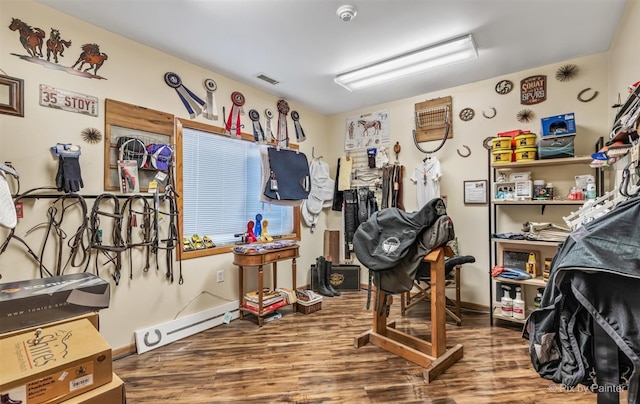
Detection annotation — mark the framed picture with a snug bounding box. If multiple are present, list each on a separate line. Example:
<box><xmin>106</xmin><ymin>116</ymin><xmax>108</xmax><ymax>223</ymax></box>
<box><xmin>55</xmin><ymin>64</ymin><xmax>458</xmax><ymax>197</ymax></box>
<box><xmin>0</xmin><ymin>75</ymin><xmax>24</xmax><ymax>117</ymax></box>
<box><xmin>464</xmin><ymin>180</ymin><xmax>487</xmax><ymax>204</ymax></box>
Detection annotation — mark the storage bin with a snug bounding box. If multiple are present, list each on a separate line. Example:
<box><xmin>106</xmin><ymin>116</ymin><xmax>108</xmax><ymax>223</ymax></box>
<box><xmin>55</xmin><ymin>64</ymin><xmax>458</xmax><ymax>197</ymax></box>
<box><xmin>515</xmin><ymin>133</ymin><xmax>537</xmax><ymax>147</ymax></box>
<box><xmin>514</xmin><ymin>147</ymin><xmax>537</xmax><ymax>162</ymax></box>
<box><xmin>538</xmin><ymin>134</ymin><xmax>575</xmax><ymax>159</ymax></box>
<box><xmin>296</xmin><ymin>298</ymin><xmax>322</xmax><ymax>314</ymax></box>
<box><xmin>492</xmin><ymin>137</ymin><xmax>512</xmax><ymax>150</ymax></box>
<box><xmin>492</xmin><ymin>149</ymin><xmax>513</xmax><ymax>164</ymax></box>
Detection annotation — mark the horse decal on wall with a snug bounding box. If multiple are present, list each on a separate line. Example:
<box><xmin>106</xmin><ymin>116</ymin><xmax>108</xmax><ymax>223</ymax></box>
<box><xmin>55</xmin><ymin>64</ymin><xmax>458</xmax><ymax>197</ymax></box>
<box><xmin>8</xmin><ymin>16</ymin><xmax>108</xmax><ymax>79</ymax></box>
<box><xmin>9</xmin><ymin>17</ymin><xmax>45</xmax><ymax>58</ymax></box>
<box><xmin>46</xmin><ymin>28</ymin><xmax>71</xmax><ymax>63</ymax></box>
<box><xmin>72</xmin><ymin>43</ymin><xmax>108</xmax><ymax>75</ymax></box>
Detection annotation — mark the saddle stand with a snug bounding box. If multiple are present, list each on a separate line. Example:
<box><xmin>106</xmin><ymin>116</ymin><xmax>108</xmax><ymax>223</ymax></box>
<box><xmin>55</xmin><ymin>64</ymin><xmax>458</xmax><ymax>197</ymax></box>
<box><xmin>354</xmin><ymin>246</ymin><xmax>463</xmax><ymax>382</ymax></box>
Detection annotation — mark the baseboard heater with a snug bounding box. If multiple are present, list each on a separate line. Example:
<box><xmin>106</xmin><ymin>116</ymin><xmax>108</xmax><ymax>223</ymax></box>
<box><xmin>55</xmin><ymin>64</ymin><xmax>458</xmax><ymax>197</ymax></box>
<box><xmin>134</xmin><ymin>300</ymin><xmax>239</xmax><ymax>354</ymax></box>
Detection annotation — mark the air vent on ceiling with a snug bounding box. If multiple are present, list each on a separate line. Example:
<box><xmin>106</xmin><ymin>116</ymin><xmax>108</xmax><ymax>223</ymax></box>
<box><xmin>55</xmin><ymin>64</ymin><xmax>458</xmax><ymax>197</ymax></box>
<box><xmin>256</xmin><ymin>74</ymin><xmax>279</xmax><ymax>85</ymax></box>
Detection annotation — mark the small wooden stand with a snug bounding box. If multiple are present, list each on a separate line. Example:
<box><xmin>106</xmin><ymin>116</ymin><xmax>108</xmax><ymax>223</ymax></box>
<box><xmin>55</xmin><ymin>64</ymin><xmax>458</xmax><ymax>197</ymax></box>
<box><xmin>354</xmin><ymin>246</ymin><xmax>463</xmax><ymax>382</ymax></box>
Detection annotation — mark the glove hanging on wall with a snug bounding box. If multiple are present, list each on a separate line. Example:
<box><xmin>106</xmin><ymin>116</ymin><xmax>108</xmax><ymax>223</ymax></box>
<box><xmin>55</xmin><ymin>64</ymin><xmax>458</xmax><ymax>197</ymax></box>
<box><xmin>51</xmin><ymin>143</ymin><xmax>84</xmax><ymax>193</ymax></box>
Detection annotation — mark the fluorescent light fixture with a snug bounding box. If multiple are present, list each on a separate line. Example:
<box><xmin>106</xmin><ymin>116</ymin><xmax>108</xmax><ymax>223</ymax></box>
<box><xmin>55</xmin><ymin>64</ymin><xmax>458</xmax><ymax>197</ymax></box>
<box><xmin>334</xmin><ymin>34</ymin><xmax>478</xmax><ymax>91</ymax></box>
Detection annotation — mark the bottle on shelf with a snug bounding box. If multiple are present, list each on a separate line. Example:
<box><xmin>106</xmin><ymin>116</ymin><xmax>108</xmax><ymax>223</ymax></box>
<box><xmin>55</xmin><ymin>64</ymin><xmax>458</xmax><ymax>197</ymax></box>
<box><xmin>533</xmin><ymin>288</ymin><xmax>544</xmax><ymax>309</ymax></box>
<box><xmin>545</xmin><ymin>183</ymin><xmax>554</xmax><ymax>200</ymax></box>
<box><xmin>500</xmin><ymin>286</ymin><xmax>513</xmax><ymax>317</ymax></box>
<box><xmin>526</xmin><ymin>253</ymin><xmax>537</xmax><ymax>276</ymax></box>
<box><xmin>586</xmin><ymin>177</ymin><xmax>596</xmax><ymax>201</ymax></box>
<box><xmin>513</xmin><ymin>287</ymin><xmax>525</xmax><ymax>320</ymax></box>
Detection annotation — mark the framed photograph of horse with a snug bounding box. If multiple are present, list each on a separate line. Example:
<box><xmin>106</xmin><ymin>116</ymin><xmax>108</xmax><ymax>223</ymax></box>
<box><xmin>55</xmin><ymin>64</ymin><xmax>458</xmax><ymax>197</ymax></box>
<box><xmin>0</xmin><ymin>75</ymin><xmax>24</xmax><ymax>118</ymax></box>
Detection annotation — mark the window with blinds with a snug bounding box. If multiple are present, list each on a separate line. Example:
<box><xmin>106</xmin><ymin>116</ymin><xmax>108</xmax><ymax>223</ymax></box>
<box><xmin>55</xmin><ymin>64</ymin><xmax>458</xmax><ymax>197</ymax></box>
<box><xmin>179</xmin><ymin>123</ymin><xmax>296</xmax><ymax>250</ymax></box>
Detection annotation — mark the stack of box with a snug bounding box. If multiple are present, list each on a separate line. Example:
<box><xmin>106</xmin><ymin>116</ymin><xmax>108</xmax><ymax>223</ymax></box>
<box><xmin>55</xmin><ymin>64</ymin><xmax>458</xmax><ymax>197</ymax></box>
<box><xmin>0</xmin><ymin>273</ymin><xmax>124</xmax><ymax>403</ymax></box>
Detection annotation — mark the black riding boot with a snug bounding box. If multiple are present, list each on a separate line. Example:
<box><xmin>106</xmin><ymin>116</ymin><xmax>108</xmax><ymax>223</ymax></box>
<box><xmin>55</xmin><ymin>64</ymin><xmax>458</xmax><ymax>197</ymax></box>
<box><xmin>324</xmin><ymin>258</ymin><xmax>340</xmax><ymax>296</ymax></box>
<box><xmin>315</xmin><ymin>256</ymin><xmax>334</xmax><ymax>297</ymax></box>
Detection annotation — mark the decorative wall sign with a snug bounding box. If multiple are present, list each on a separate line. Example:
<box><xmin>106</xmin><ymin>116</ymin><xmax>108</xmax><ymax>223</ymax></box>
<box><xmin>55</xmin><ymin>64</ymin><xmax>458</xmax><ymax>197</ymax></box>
<box><xmin>0</xmin><ymin>74</ymin><xmax>24</xmax><ymax>117</ymax></box>
<box><xmin>464</xmin><ymin>180</ymin><xmax>487</xmax><ymax>204</ymax></box>
<box><xmin>345</xmin><ymin>109</ymin><xmax>390</xmax><ymax>151</ymax></box>
<box><xmin>520</xmin><ymin>75</ymin><xmax>547</xmax><ymax>105</ymax></box>
<box><xmin>495</xmin><ymin>80</ymin><xmax>513</xmax><ymax>95</ymax></box>
<box><xmin>39</xmin><ymin>84</ymin><xmax>98</xmax><ymax>116</ymax></box>
<box><xmin>459</xmin><ymin>108</ymin><xmax>475</xmax><ymax>121</ymax></box>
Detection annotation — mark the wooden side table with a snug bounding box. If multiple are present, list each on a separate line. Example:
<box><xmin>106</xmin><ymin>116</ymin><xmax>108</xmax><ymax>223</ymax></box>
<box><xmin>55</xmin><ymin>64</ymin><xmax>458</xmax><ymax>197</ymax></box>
<box><xmin>233</xmin><ymin>245</ymin><xmax>299</xmax><ymax>326</ymax></box>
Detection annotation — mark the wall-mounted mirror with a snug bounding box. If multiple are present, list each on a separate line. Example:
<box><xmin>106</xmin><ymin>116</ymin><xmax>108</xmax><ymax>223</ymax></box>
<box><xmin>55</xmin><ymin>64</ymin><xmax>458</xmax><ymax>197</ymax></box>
<box><xmin>0</xmin><ymin>75</ymin><xmax>24</xmax><ymax>117</ymax></box>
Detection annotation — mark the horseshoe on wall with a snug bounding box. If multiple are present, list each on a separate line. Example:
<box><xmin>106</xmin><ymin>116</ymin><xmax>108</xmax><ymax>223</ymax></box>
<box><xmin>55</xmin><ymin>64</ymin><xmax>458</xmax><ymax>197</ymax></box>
<box><xmin>457</xmin><ymin>145</ymin><xmax>471</xmax><ymax>158</ymax></box>
<box><xmin>482</xmin><ymin>107</ymin><xmax>497</xmax><ymax>119</ymax></box>
<box><xmin>577</xmin><ymin>88</ymin><xmax>599</xmax><ymax>103</ymax></box>
<box><xmin>144</xmin><ymin>329</ymin><xmax>162</xmax><ymax>347</ymax></box>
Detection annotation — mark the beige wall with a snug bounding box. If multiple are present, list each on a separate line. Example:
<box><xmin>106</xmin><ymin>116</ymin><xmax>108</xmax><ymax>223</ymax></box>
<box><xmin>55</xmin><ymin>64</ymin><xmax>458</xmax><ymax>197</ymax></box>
<box><xmin>0</xmin><ymin>0</ymin><xmax>329</xmax><ymax>350</ymax></box>
<box><xmin>1</xmin><ymin>0</ymin><xmax>636</xmax><ymax>351</ymax></box>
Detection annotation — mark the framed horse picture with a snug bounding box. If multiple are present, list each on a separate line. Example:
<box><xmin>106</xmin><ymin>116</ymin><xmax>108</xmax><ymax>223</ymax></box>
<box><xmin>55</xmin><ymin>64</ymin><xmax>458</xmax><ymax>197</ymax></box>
<box><xmin>344</xmin><ymin>109</ymin><xmax>389</xmax><ymax>151</ymax></box>
<box><xmin>0</xmin><ymin>75</ymin><xmax>24</xmax><ymax>118</ymax></box>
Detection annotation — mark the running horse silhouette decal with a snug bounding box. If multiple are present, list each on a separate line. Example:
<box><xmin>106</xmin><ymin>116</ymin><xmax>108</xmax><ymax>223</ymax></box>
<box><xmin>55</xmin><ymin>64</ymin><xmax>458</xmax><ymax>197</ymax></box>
<box><xmin>46</xmin><ymin>28</ymin><xmax>71</xmax><ymax>63</ymax></box>
<box><xmin>358</xmin><ymin>119</ymin><xmax>382</xmax><ymax>137</ymax></box>
<box><xmin>72</xmin><ymin>43</ymin><xmax>108</xmax><ymax>75</ymax></box>
<box><xmin>9</xmin><ymin>18</ymin><xmax>45</xmax><ymax>58</ymax></box>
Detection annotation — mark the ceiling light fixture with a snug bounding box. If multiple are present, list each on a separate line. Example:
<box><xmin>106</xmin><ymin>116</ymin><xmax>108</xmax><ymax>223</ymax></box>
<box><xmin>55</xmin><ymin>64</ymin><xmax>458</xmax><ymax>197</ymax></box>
<box><xmin>334</xmin><ymin>34</ymin><xmax>478</xmax><ymax>91</ymax></box>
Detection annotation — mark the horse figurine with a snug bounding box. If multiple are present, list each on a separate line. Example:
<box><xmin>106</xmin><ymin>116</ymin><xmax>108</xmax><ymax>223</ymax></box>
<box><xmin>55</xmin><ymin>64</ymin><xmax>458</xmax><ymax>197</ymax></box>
<box><xmin>72</xmin><ymin>43</ymin><xmax>108</xmax><ymax>75</ymax></box>
<box><xmin>46</xmin><ymin>28</ymin><xmax>71</xmax><ymax>63</ymax></box>
<box><xmin>9</xmin><ymin>18</ymin><xmax>45</xmax><ymax>58</ymax></box>
<box><xmin>357</xmin><ymin>120</ymin><xmax>382</xmax><ymax>137</ymax></box>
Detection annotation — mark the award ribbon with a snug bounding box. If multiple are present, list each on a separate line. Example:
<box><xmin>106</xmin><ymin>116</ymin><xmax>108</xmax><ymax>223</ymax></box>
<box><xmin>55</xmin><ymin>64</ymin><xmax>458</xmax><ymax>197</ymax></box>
<box><xmin>164</xmin><ymin>72</ymin><xmax>206</xmax><ymax>119</ymax></box>
<box><xmin>202</xmin><ymin>78</ymin><xmax>219</xmax><ymax>121</ymax></box>
<box><xmin>291</xmin><ymin>110</ymin><xmax>306</xmax><ymax>143</ymax></box>
<box><xmin>265</xmin><ymin>108</ymin><xmax>276</xmax><ymax>142</ymax></box>
<box><xmin>248</xmin><ymin>109</ymin><xmax>266</xmax><ymax>143</ymax></box>
<box><xmin>225</xmin><ymin>91</ymin><xmax>245</xmax><ymax>136</ymax></box>
<box><xmin>276</xmin><ymin>99</ymin><xmax>290</xmax><ymax>148</ymax></box>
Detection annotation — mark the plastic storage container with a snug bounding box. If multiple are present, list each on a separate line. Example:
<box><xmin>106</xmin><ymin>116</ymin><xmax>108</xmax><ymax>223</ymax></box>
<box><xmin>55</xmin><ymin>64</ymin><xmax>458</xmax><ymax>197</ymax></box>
<box><xmin>514</xmin><ymin>147</ymin><xmax>536</xmax><ymax>162</ymax></box>
<box><xmin>492</xmin><ymin>149</ymin><xmax>513</xmax><ymax>164</ymax></box>
<box><xmin>515</xmin><ymin>133</ymin><xmax>537</xmax><ymax>147</ymax></box>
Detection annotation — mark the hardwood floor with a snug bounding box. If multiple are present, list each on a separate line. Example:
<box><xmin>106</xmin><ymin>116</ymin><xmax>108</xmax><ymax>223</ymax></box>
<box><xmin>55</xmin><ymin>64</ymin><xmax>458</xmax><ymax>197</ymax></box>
<box><xmin>112</xmin><ymin>290</ymin><xmax>608</xmax><ymax>403</ymax></box>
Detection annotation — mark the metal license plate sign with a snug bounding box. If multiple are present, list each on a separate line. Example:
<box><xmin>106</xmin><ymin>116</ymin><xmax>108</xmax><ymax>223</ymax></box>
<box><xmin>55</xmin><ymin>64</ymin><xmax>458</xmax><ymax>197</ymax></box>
<box><xmin>39</xmin><ymin>84</ymin><xmax>99</xmax><ymax>116</ymax></box>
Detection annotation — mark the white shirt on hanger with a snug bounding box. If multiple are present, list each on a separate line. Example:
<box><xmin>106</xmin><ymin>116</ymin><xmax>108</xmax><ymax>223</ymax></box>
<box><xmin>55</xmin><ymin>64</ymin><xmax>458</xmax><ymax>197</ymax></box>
<box><xmin>410</xmin><ymin>157</ymin><xmax>442</xmax><ymax>208</ymax></box>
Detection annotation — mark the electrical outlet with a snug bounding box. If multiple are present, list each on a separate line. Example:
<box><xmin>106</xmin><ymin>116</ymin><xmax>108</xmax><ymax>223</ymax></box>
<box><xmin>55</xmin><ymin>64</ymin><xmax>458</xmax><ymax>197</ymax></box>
<box><xmin>217</xmin><ymin>270</ymin><xmax>224</xmax><ymax>283</ymax></box>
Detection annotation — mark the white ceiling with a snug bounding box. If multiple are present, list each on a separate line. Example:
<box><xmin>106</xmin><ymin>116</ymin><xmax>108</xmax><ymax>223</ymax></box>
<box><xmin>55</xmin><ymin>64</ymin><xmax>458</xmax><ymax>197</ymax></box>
<box><xmin>37</xmin><ymin>0</ymin><xmax>627</xmax><ymax>116</ymax></box>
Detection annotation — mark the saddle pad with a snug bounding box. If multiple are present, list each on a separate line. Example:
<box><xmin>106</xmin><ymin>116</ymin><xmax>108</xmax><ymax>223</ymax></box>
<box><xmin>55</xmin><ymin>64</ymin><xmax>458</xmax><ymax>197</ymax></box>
<box><xmin>264</xmin><ymin>147</ymin><xmax>310</xmax><ymax>201</ymax></box>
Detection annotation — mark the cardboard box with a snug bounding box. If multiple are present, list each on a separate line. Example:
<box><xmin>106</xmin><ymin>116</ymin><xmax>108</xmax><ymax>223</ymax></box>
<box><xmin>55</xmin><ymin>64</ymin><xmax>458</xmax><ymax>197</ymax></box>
<box><xmin>538</xmin><ymin>134</ymin><xmax>576</xmax><ymax>159</ymax></box>
<box><xmin>0</xmin><ymin>273</ymin><xmax>110</xmax><ymax>334</ymax></box>
<box><xmin>541</xmin><ymin>113</ymin><xmax>576</xmax><ymax>137</ymax></box>
<box><xmin>329</xmin><ymin>264</ymin><xmax>361</xmax><ymax>291</ymax></box>
<box><xmin>1</xmin><ymin>312</ymin><xmax>99</xmax><ymax>340</ymax></box>
<box><xmin>0</xmin><ymin>318</ymin><xmax>113</xmax><ymax>404</ymax></box>
<box><xmin>62</xmin><ymin>373</ymin><xmax>125</xmax><ymax>404</ymax></box>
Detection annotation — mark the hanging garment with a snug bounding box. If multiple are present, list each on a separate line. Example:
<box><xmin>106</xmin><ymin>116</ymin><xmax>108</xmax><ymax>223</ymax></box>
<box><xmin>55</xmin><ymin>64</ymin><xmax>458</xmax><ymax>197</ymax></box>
<box><xmin>410</xmin><ymin>157</ymin><xmax>442</xmax><ymax>208</ymax></box>
<box><xmin>263</xmin><ymin>147</ymin><xmax>310</xmax><ymax>201</ymax></box>
<box><xmin>524</xmin><ymin>195</ymin><xmax>640</xmax><ymax>403</ymax></box>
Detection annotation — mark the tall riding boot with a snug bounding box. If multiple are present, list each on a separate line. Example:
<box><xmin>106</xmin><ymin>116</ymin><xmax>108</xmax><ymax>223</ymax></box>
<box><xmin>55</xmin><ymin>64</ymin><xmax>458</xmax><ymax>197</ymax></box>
<box><xmin>315</xmin><ymin>256</ymin><xmax>334</xmax><ymax>297</ymax></box>
<box><xmin>324</xmin><ymin>257</ymin><xmax>340</xmax><ymax>296</ymax></box>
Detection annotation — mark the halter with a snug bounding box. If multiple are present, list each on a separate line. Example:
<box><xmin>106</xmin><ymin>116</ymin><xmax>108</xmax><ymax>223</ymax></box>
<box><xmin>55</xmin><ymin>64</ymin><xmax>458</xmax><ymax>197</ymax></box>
<box><xmin>121</xmin><ymin>195</ymin><xmax>153</xmax><ymax>279</ymax></box>
<box><xmin>90</xmin><ymin>194</ymin><xmax>126</xmax><ymax>285</ymax></box>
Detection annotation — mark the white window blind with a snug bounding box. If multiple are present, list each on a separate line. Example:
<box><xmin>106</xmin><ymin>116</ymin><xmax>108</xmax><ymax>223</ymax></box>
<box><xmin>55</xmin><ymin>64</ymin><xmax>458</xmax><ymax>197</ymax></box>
<box><xmin>182</xmin><ymin>128</ymin><xmax>294</xmax><ymax>245</ymax></box>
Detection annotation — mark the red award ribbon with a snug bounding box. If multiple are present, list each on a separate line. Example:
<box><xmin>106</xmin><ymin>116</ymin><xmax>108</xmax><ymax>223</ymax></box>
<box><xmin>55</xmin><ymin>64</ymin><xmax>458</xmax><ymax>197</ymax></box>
<box><xmin>291</xmin><ymin>110</ymin><xmax>306</xmax><ymax>143</ymax></box>
<box><xmin>225</xmin><ymin>91</ymin><xmax>245</xmax><ymax>136</ymax></box>
<box><xmin>202</xmin><ymin>78</ymin><xmax>218</xmax><ymax>121</ymax></box>
<box><xmin>276</xmin><ymin>99</ymin><xmax>290</xmax><ymax>148</ymax></box>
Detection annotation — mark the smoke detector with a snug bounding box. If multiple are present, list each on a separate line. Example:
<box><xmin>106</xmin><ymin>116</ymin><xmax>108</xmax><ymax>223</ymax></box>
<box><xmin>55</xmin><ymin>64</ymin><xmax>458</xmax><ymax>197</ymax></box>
<box><xmin>337</xmin><ymin>5</ymin><xmax>357</xmax><ymax>22</ymax></box>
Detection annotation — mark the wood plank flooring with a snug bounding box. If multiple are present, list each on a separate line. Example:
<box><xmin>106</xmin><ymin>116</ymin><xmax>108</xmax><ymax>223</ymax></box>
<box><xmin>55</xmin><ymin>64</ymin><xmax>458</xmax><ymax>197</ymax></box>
<box><xmin>112</xmin><ymin>290</ymin><xmax>612</xmax><ymax>403</ymax></box>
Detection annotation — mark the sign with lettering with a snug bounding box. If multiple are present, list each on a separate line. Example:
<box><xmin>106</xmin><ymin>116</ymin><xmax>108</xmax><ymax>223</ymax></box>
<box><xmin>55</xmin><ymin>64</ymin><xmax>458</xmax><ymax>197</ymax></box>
<box><xmin>39</xmin><ymin>84</ymin><xmax>99</xmax><ymax>116</ymax></box>
<box><xmin>520</xmin><ymin>75</ymin><xmax>547</xmax><ymax>105</ymax></box>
